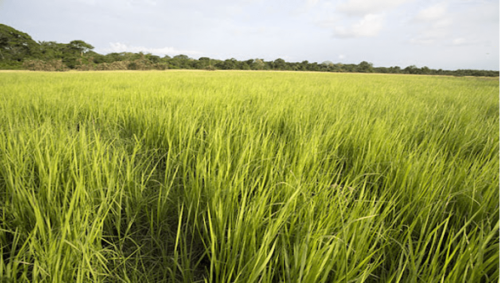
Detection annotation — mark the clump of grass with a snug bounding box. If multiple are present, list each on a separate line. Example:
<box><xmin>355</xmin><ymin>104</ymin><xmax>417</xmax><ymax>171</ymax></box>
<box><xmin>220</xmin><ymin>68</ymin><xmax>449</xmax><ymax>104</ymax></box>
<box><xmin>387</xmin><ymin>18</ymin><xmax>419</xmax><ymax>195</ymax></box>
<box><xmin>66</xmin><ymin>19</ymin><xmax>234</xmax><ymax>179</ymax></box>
<box><xmin>0</xmin><ymin>71</ymin><xmax>498</xmax><ymax>282</ymax></box>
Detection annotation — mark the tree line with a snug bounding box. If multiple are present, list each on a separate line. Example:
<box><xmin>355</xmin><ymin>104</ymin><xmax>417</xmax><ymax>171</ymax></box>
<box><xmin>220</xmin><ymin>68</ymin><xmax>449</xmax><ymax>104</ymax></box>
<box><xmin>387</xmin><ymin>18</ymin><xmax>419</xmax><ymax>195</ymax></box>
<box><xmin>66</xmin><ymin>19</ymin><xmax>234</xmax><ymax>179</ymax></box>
<box><xmin>1</xmin><ymin>24</ymin><xmax>498</xmax><ymax>77</ymax></box>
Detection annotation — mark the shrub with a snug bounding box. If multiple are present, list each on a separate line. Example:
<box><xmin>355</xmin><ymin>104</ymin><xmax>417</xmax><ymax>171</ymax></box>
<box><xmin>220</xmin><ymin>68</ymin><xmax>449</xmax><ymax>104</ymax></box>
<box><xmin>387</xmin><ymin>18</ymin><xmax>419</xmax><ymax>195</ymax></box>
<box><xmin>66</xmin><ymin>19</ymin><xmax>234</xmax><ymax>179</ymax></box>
<box><xmin>23</xmin><ymin>59</ymin><xmax>67</xmax><ymax>71</ymax></box>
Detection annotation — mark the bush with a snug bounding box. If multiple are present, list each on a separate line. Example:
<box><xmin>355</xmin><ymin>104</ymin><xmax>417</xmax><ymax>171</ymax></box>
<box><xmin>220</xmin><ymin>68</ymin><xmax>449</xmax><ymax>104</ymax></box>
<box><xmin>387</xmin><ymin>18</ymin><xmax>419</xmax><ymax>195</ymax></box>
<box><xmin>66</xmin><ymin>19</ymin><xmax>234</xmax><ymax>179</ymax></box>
<box><xmin>0</xmin><ymin>60</ymin><xmax>24</xmax><ymax>70</ymax></box>
<box><xmin>23</xmin><ymin>59</ymin><xmax>67</xmax><ymax>71</ymax></box>
<box><xmin>127</xmin><ymin>62</ymin><xmax>138</xmax><ymax>70</ymax></box>
<box><xmin>155</xmin><ymin>63</ymin><xmax>168</xmax><ymax>70</ymax></box>
<box><xmin>95</xmin><ymin>61</ymin><xmax>129</xmax><ymax>70</ymax></box>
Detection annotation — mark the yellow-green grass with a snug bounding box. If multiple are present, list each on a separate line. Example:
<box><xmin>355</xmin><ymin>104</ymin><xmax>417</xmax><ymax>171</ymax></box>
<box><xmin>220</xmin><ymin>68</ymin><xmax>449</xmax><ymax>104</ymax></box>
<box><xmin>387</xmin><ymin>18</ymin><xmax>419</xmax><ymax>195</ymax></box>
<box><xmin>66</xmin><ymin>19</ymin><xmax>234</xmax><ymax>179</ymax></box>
<box><xmin>0</xmin><ymin>71</ymin><xmax>498</xmax><ymax>282</ymax></box>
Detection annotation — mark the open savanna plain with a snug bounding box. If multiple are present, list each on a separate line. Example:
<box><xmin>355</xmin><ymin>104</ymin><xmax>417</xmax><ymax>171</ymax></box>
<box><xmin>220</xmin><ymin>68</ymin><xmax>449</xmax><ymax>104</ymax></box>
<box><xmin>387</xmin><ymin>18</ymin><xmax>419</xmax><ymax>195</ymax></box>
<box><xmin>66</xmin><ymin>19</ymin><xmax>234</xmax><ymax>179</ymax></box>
<box><xmin>0</xmin><ymin>71</ymin><xmax>498</xmax><ymax>282</ymax></box>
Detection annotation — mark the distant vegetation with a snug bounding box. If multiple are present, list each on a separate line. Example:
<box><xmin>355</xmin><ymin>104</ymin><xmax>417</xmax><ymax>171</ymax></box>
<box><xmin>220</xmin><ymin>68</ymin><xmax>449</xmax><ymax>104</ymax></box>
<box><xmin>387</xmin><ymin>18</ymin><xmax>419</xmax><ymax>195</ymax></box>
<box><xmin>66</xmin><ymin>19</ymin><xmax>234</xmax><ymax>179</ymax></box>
<box><xmin>1</xmin><ymin>24</ymin><xmax>498</xmax><ymax>76</ymax></box>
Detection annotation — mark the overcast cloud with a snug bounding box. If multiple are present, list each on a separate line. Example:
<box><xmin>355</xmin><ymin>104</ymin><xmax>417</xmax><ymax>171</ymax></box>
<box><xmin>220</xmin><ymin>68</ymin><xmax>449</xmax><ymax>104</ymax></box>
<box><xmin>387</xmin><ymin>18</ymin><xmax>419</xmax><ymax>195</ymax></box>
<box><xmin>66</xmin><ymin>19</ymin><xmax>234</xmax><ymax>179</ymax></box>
<box><xmin>0</xmin><ymin>0</ymin><xmax>498</xmax><ymax>70</ymax></box>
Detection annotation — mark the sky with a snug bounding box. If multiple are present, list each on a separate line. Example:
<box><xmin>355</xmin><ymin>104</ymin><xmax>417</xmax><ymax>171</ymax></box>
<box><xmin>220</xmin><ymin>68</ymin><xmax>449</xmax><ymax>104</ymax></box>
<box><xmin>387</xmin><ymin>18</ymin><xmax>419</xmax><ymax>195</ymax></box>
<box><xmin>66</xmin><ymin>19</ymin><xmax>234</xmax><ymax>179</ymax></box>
<box><xmin>0</xmin><ymin>0</ymin><xmax>498</xmax><ymax>70</ymax></box>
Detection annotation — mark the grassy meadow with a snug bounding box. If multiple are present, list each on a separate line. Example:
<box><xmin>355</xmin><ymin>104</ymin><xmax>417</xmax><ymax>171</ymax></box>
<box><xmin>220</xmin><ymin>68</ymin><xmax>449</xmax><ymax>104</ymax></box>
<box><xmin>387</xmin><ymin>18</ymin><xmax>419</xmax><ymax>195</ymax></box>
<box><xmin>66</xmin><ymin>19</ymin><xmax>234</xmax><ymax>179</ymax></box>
<box><xmin>0</xmin><ymin>71</ymin><xmax>498</xmax><ymax>282</ymax></box>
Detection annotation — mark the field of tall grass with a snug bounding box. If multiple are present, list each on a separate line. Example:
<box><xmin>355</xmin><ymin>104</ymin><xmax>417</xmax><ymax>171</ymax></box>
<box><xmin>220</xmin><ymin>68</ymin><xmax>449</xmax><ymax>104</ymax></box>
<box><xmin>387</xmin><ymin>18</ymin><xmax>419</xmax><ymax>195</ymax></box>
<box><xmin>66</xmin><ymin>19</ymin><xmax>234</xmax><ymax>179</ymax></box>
<box><xmin>0</xmin><ymin>71</ymin><xmax>498</xmax><ymax>282</ymax></box>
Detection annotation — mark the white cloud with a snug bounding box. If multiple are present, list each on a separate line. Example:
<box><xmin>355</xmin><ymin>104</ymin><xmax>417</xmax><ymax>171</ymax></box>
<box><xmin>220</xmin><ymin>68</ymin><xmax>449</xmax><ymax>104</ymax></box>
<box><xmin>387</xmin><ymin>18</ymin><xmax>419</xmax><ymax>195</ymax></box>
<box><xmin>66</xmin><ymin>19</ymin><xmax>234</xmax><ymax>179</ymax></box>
<box><xmin>409</xmin><ymin>2</ymin><xmax>454</xmax><ymax>45</ymax></box>
<box><xmin>105</xmin><ymin>42</ymin><xmax>202</xmax><ymax>57</ymax></box>
<box><xmin>312</xmin><ymin>0</ymin><xmax>410</xmax><ymax>39</ymax></box>
<box><xmin>72</xmin><ymin>0</ymin><xmax>97</xmax><ymax>5</ymax></box>
<box><xmin>333</xmin><ymin>14</ymin><xmax>384</xmax><ymax>38</ymax></box>
<box><xmin>451</xmin><ymin>37</ymin><xmax>467</xmax><ymax>46</ymax></box>
<box><xmin>72</xmin><ymin>0</ymin><xmax>157</xmax><ymax>6</ymax></box>
<box><xmin>336</xmin><ymin>0</ymin><xmax>410</xmax><ymax>16</ymax></box>
<box><xmin>315</xmin><ymin>16</ymin><xmax>339</xmax><ymax>29</ymax></box>
<box><xmin>230</xmin><ymin>26</ymin><xmax>269</xmax><ymax>36</ymax></box>
<box><xmin>408</xmin><ymin>38</ymin><xmax>434</xmax><ymax>45</ymax></box>
<box><xmin>413</xmin><ymin>2</ymin><xmax>447</xmax><ymax>22</ymax></box>
<box><xmin>467</xmin><ymin>0</ymin><xmax>499</xmax><ymax>23</ymax></box>
<box><xmin>306</xmin><ymin>0</ymin><xmax>320</xmax><ymax>8</ymax></box>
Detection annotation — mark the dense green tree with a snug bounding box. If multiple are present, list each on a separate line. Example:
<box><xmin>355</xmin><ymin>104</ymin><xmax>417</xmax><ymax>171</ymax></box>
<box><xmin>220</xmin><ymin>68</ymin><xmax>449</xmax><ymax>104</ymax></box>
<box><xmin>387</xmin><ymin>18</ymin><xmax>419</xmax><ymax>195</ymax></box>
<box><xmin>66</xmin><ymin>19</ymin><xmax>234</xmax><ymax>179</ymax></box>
<box><xmin>309</xmin><ymin>62</ymin><xmax>320</xmax><ymax>71</ymax></box>
<box><xmin>86</xmin><ymin>51</ymin><xmax>107</xmax><ymax>64</ymax></box>
<box><xmin>252</xmin><ymin>59</ymin><xmax>265</xmax><ymax>70</ymax></box>
<box><xmin>67</xmin><ymin>40</ymin><xmax>94</xmax><ymax>55</ymax></box>
<box><xmin>145</xmin><ymin>53</ymin><xmax>160</xmax><ymax>63</ymax></box>
<box><xmin>357</xmin><ymin>61</ymin><xmax>374</xmax><ymax>73</ymax></box>
<box><xmin>404</xmin><ymin>65</ymin><xmax>419</xmax><ymax>74</ymax></box>
<box><xmin>215</xmin><ymin>58</ymin><xmax>237</xmax><ymax>70</ymax></box>
<box><xmin>39</xmin><ymin>41</ymin><xmax>65</xmax><ymax>59</ymax></box>
<box><xmin>174</xmin><ymin>54</ymin><xmax>189</xmax><ymax>60</ymax></box>
<box><xmin>240</xmin><ymin>61</ymin><xmax>251</xmax><ymax>70</ymax></box>
<box><xmin>421</xmin><ymin>66</ymin><xmax>431</xmax><ymax>74</ymax></box>
<box><xmin>168</xmin><ymin>54</ymin><xmax>192</xmax><ymax>69</ymax></box>
<box><xmin>197</xmin><ymin>57</ymin><xmax>212</xmax><ymax>68</ymax></box>
<box><xmin>299</xmin><ymin>60</ymin><xmax>309</xmax><ymax>71</ymax></box>
<box><xmin>389</xmin><ymin>66</ymin><xmax>401</xmax><ymax>73</ymax></box>
<box><xmin>321</xmin><ymin>61</ymin><xmax>334</xmax><ymax>72</ymax></box>
<box><xmin>273</xmin><ymin>58</ymin><xmax>286</xmax><ymax>70</ymax></box>
<box><xmin>0</xmin><ymin>24</ymin><xmax>40</xmax><ymax>61</ymax></box>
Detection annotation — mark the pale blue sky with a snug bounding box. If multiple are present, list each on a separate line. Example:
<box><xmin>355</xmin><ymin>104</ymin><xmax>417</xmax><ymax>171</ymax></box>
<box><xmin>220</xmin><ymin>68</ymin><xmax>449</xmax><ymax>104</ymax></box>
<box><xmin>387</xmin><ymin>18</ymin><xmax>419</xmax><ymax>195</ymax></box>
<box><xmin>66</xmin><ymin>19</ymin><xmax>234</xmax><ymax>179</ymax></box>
<box><xmin>1</xmin><ymin>0</ymin><xmax>498</xmax><ymax>70</ymax></box>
